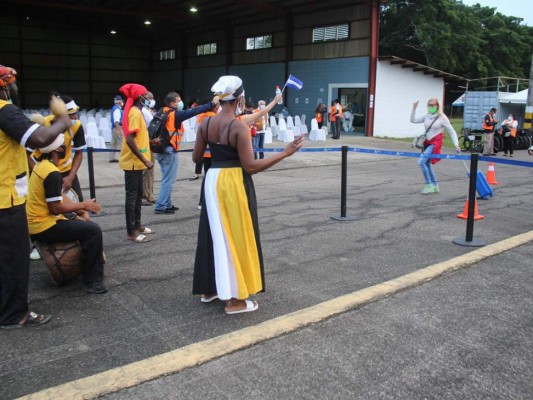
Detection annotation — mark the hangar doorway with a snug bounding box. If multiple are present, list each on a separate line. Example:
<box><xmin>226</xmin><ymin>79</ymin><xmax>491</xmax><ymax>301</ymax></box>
<box><xmin>329</xmin><ymin>84</ymin><xmax>367</xmax><ymax>135</ymax></box>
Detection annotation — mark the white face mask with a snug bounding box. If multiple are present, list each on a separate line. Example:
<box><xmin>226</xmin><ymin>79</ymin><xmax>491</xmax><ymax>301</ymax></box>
<box><xmin>235</xmin><ymin>96</ymin><xmax>245</xmax><ymax>116</ymax></box>
<box><xmin>259</xmin><ymin>104</ymin><xmax>265</xmax><ymax>110</ymax></box>
<box><xmin>148</xmin><ymin>99</ymin><xmax>156</xmax><ymax>109</ymax></box>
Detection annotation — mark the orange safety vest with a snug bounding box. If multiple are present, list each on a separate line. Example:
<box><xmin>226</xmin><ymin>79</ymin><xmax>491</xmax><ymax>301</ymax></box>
<box><xmin>482</xmin><ymin>113</ymin><xmax>495</xmax><ymax>131</ymax></box>
<box><xmin>162</xmin><ymin>107</ymin><xmax>182</xmax><ymax>151</ymax></box>
<box><xmin>329</xmin><ymin>105</ymin><xmax>336</xmax><ymax>121</ymax></box>
<box><xmin>501</xmin><ymin>119</ymin><xmax>517</xmax><ymax>137</ymax></box>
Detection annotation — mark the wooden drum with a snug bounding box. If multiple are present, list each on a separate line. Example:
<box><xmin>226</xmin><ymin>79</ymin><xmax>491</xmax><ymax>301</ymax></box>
<box><xmin>34</xmin><ymin>241</ymin><xmax>83</xmax><ymax>286</ymax></box>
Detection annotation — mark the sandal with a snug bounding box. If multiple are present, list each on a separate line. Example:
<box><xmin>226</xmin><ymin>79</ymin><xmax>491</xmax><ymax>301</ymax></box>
<box><xmin>225</xmin><ymin>299</ymin><xmax>258</xmax><ymax>315</ymax></box>
<box><xmin>136</xmin><ymin>226</ymin><xmax>155</xmax><ymax>234</ymax></box>
<box><xmin>200</xmin><ymin>294</ymin><xmax>218</xmax><ymax>303</ymax></box>
<box><xmin>0</xmin><ymin>311</ymin><xmax>51</xmax><ymax>329</ymax></box>
<box><xmin>128</xmin><ymin>234</ymin><xmax>151</xmax><ymax>243</ymax></box>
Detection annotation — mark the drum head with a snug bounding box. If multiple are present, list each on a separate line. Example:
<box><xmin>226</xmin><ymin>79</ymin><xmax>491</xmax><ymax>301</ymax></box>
<box><xmin>64</xmin><ymin>188</ymin><xmax>79</xmax><ymax>203</ymax></box>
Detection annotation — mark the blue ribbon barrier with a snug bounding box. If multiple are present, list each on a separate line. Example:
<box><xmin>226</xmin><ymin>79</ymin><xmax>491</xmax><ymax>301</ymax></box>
<box><xmin>85</xmin><ymin>146</ymin><xmax>533</xmax><ymax>167</ymax></box>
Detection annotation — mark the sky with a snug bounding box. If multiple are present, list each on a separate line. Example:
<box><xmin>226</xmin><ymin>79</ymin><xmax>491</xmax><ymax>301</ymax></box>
<box><xmin>460</xmin><ymin>0</ymin><xmax>532</xmax><ymax>26</ymax></box>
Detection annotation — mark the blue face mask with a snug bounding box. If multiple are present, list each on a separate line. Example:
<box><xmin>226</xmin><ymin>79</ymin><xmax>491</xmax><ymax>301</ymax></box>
<box><xmin>71</xmin><ymin>119</ymin><xmax>77</xmax><ymax>126</ymax></box>
<box><xmin>177</xmin><ymin>100</ymin><xmax>184</xmax><ymax>110</ymax></box>
<box><xmin>140</xmin><ymin>96</ymin><xmax>150</xmax><ymax>108</ymax></box>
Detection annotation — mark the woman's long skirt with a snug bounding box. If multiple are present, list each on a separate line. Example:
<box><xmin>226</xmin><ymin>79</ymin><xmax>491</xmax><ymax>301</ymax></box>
<box><xmin>193</xmin><ymin>166</ymin><xmax>264</xmax><ymax>300</ymax></box>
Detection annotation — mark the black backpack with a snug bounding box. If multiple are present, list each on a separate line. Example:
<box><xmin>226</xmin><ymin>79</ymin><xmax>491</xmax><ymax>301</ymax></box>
<box><xmin>148</xmin><ymin>108</ymin><xmax>174</xmax><ymax>153</ymax></box>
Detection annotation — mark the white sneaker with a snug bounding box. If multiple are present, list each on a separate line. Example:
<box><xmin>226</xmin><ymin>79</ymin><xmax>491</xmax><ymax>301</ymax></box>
<box><xmin>30</xmin><ymin>247</ymin><xmax>41</xmax><ymax>260</ymax></box>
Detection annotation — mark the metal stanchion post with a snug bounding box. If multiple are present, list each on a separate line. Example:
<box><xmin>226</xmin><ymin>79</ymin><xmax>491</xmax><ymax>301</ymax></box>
<box><xmin>87</xmin><ymin>147</ymin><xmax>107</xmax><ymax>217</ymax></box>
<box><xmin>331</xmin><ymin>146</ymin><xmax>356</xmax><ymax>221</ymax></box>
<box><xmin>453</xmin><ymin>153</ymin><xmax>485</xmax><ymax>247</ymax></box>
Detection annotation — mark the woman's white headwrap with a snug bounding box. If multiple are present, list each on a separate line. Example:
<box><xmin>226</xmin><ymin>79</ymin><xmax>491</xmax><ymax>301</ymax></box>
<box><xmin>211</xmin><ymin>76</ymin><xmax>244</xmax><ymax>100</ymax></box>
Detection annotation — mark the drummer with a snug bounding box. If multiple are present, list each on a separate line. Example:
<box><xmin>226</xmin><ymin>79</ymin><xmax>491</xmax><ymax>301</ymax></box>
<box><xmin>27</xmin><ymin>135</ymin><xmax>108</xmax><ymax>294</ymax></box>
<box><xmin>30</xmin><ymin>94</ymin><xmax>86</xmax><ymax>201</ymax></box>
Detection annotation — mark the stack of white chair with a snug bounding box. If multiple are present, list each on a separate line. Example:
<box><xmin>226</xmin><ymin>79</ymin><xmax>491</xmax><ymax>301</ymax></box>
<box><xmin>295</xmin><ymin>115</ymin><xmax>308</xmax><ymax>135</ymax></box>
<box><xmin>264</xmin><ymin>127</ymin><xmax>272</xmax><ymax>144</ymax></box>
<box><xmin>188</xmin><ymin>116</ymin><xmax>198</xmax><ymax>132</ymax></box>
<box><xmin>269</xmin><ymin>116</ymin><xmax>279</xmax><ymax>138</ymax></box>
<box><xmin>309</xmin><ymin>118</ymin><xmax>326</xmax><ymax>141</ymax></box>
<box><xmin>277</xmin><ymin>117</ymin><xmax>294</xmax><ymax>143</ymax></box>
<box><xmin>98</xmin><ymin>117</ymin><xmax>112</xmax><ymax>143</ymax></box>
<box><xmin>79</xmin><ymin>115</ymin><xmax>88</xmax><ymax>132</ymax></box>
<box><xmin>181</xmin><ymin>118</ymin><xmax>197</xmax><ymax>143</ymax></box>
<box><xmin>286</xmin><ymin>116</ymin><xmax>301</xmax><ymax>137</ymax></box>
<box><xmin>85</xmin><ymin>121</ymin><xmax>106</xmax><ymax>148</ymax></box>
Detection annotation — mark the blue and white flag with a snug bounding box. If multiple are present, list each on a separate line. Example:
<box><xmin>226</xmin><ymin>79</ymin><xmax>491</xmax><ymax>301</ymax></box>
<box><xmin>285</xmin><ymin>74</ymin><xmax>303</xmax><ymax>90</ymax></box>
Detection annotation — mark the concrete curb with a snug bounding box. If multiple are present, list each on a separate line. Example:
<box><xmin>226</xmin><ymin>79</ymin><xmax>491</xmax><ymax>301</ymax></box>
<box><xmin>20</xmin><ymin>230</ymin><xmax>533</xmax><ymax>400</ymax></box>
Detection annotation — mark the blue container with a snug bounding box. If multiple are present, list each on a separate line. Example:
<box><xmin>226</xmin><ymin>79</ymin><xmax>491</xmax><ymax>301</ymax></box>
<box><xmin>476</xmin><ymin>170</ymin><xmax>493</xmax><ymax>199</ymax></box>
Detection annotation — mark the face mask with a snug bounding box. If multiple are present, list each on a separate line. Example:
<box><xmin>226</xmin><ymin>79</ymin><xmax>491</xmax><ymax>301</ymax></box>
<box><xmin>140</xmin><ymin>96</ymin><xmax>150</xmax><ymax>108</ymax></box>
<box><xmin>428</xmin><ymin>106</ymin><xmax>437</xmax><ymax>114</ymax></box>
<box><xmin>508</xmin><ymin>116</ymin><xmax>513</xmax><ymax>120</ymax></box>
<box><xmin>259</xmin><ymin>104</ymin><xmax>265</xmax><ymax>110</ymax></box>
<box><xmin>177</xmin><ymin>100</ymin><xmax>184</xmax><ymax>110</ymax></box>
<box><xmin>71</xmin><ymin>119</ymin><xmax>77</xmax><ymax>126</ymax></box>
<box><xmin>235</xmin><ymin>97</ymin><xmax>245</xmax><ymax>116</ymax></box>
<box><xmin>149</xmin><ymin>99</ymin><xmax>156</xmax><ymax>109</ymax></box>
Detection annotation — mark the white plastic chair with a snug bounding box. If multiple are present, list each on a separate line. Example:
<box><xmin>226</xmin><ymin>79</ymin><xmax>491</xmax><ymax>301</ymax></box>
<box><xmin>301</xmin><ymin>114</ymin><xmax>306</xmax><ymax>125</ymax></box>
<box><xmin>269</xmin><ymin>116</ymin><xmax>279</xmax><ymax>137</ymax></box>
<box><xmin>86</xmin><ymin>135</ymin><xmax>106</xmax><ymax>149</ymax></box>
<box><xmin>286</xmin><ymin>116</ymin><xmax>301</xmax><ymax>137</ymax></box>
<box><xmin>181</xmin><ymin>118</ymin><xmax>197</xmax><ymax>143</ymax></box>
<box><xmin>86</xmin><ymin>121</ymin><xmax>99</xmax><ymax>138</ymax></box>
<box><xmin>295</xmin><ymin>115</ymin><xmax>308</xmax><ymax>135</ymax></box>
<box><xmin>264</xmin><ymin>128</ymin><xmax>272</xmax><ymax>144</ymax></box>
<box><xmin>277</xmin><ymin>117</ymin><xmax>294</xmax><ymax>142</ymax></box>
<box><xmin>97</xmin><ymin>117</ymin><xmax>111</xmax><ymax>142</ymax></box>
<box><xmin>309</xmin><ymin>118</ymin><xmax>326</xmax><ymax>141</ymax></box>
<box><xmin>80</xmin><ymin>115</ymin><xmax>88</xmax><ymax>129</ymax></box>
<box><xmin>188</xmin><ymin>116</ymin><xmax>198</xmax><ymax>132</ymax></box>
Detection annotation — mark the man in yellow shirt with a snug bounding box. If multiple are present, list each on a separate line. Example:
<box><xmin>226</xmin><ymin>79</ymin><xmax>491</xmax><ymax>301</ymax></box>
<box><xmin>0</xmin><ymin>65</ymin><xmax>71</xmax><ymax>329</ymax></box>
<box><xmin>31</xmin><ymin>94</ymin><xmax>86</xmax><ymax>201</ymax></box>
<box><xmin>27</xmin><ymin>135</ymin><xmax>106</xmax><ymax>293</ymax></box>
<box><xmin>118</xmin><ymin>83</ymin><xmax>155</xmax><ymax>243</ymax></box>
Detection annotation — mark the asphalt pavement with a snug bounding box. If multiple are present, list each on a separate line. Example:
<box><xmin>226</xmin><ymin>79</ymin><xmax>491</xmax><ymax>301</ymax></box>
<box><xmin>1</xmin><ymin>134</ymin><xmax>532</xmax><ymax>399</ymax></box>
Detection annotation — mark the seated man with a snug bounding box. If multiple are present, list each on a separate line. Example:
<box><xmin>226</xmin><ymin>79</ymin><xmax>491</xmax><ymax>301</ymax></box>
<box><xmin>26</xmin><ymin>134</ymin><xmax>107</xmax><ymax>294</ymax></box>
<box><xmin>29</xmin><ymin>94</ymin><xmax>86</xmax><ymax>201</ymax></box>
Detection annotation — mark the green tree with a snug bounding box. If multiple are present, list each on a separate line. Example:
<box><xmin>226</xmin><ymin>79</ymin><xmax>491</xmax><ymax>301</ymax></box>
<box><xmin>379</xmin><ymin>0</ymin><xmax>533</xmax><ymax>79</ymax></box>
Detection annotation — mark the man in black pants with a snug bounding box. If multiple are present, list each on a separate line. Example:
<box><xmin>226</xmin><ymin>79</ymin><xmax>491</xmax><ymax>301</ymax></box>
<box><xmin>27</xmin><ymin>135</ymin><xmax>106</xmax><ymax>294</ymax></box>
<box><xmin>0</xmin><ymin>65</ymin><xmax>71</xmax><ymax>329</ymax></box>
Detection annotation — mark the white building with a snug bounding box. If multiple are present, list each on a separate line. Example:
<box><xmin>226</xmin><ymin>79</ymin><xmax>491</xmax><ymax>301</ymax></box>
<box><xmin>373</xmin><ymin>56</ymin><xmax>464</xmax><ymax>138</ymax></box>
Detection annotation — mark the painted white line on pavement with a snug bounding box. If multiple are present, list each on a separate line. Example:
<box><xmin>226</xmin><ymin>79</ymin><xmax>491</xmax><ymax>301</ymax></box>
<box><xmin>19</xmin><ymin>230</ymin><xmax>533</xmax><ymax>400</ymax></box>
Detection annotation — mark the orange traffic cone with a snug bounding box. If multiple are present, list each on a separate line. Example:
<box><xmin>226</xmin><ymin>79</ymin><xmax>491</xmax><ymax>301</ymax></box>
<box><xmin>456</xmin><ymin>198</ymin><xmax>484</xmax><ymax>220</ymax></box>
<box><xmin>486</xmin><ymin>162</ymin><xmax>498</xmax><ymax>185</ymax></box>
